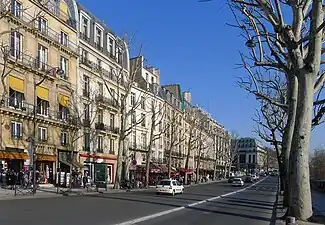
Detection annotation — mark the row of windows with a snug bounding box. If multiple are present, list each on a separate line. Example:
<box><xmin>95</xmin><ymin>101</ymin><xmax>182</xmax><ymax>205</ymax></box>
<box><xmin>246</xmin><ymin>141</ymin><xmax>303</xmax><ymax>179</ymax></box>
<box><xmin>11</xmin><ymin>31</ymin><xmax>70</xmax><ymax>79</ymax></box>
<box><xmin>11</xmin><ymin>120</ymin><xmax>115</xmax><ymax>153</ymax></box>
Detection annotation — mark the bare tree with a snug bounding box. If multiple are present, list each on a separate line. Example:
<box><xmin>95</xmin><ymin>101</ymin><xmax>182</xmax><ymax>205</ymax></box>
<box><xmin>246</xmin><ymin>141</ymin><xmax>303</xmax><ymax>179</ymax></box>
<box><xmin>184</xmin><ymin>107</ymin><xmax>201</xmax><ymax>170</ymax></box>
<box><xmin>226</xmin><ymin>131</ymin><xmax>240</xmax><ymax>177</ymax></box>
<box><xmin>144</xmin><ymin>91</ymin><xmax>166</xmax><ymax>188</ymax></box>
<box><xmin>309</xmin><ymin>148</ymin><xmax>325</xmax><ymax>180</ymax></box>
<box><xmin>195</xmin><ymin>128</ymin><xmax>214</xmax><ymax>183</ymax></box>
<box><xmin>165</xmin><ymin>107</ymin><xmax>186</xmax><ymax>177</ymax></box>
<box><xmin>98</xmin><ymin>42</ymin><xmax>147</xmax><ymax>188</ymax></box>
<box><xmin>228</xmin><ymin>0</ymin><xmax>325</xmax><ymax>219</ymax></box>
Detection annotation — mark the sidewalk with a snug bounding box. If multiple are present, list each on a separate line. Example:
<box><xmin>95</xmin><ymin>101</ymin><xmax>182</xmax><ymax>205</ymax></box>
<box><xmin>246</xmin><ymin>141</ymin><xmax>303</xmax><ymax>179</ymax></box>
<box><xmin>0</xmin><ymin>179</ymin><xmax>227</xmax><ymax>200</ymax></box>
<box><xmin>274</xmin><ymin>191</ymin><xmax>325</xmax><ymax>225</ymax></box>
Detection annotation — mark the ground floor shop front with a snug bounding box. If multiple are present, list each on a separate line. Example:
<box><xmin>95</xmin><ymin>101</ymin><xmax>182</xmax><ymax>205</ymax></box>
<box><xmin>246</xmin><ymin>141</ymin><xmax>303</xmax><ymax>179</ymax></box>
<box><xmin>79</xmin><ymin>153</ymin><xmax>117</xmax><ymax>185</ymax></box>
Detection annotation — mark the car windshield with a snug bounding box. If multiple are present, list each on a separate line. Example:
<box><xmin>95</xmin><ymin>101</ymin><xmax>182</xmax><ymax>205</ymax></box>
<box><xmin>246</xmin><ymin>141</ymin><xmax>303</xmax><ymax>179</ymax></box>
<box><xmin>158</xmin><ymin>180</ymin><xmax>171</xmax><ymax>185</ymax></box>
<box><xmin>234</xmin><ymin>178</ymin><xmax>241</xmax><ymax>181</ymax></box>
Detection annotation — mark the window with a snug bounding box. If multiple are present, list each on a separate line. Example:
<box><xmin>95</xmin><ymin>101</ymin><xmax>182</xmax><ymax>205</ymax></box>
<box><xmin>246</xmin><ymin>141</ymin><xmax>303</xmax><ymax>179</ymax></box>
<box><xmin>11</xmin><ymin>121</ymin><xmax>22</xmax><ymax>139</ymax></box>
<box><xmin>108</xmin><ymin>37</ymin><xmax>114</xmax><ymax>56</ymax></box>
<box><xmin>110</xmin><ymin>113</ymin><xmax>115</xmax><ymax>128</ymax></box>
<box><xmin>84</xmin><ymin>132</ymin><xmax>90</xmax><ymax>151</ymax></box>
<box><xmin>60</xmin><ymin>31</ymin><xmax>68</xmax><ymax>46</ymax></box>
<box><xmin>249</xmin><ymin>155</ymin><xmax>252</xmax><ymax>163</ymax></box>
<box><xmin>158</xmin><ymin>151</ymin><xmax>162</xmax><ymax>160</ymax></box>
<box><xmin>37</xmin><ymin>98</ymin><xmax>49</xmax><ymax>116</ymax></box>
<box><xmin>98</xmin><ymin>82</ymin><xmax>103</xmax><ymax>96</ymax></box>
<box><xmin>60</xmin><ymin>56</ymin><xmax>69</xmax><ymax>79</ymax></box>
<box><xmin>145</xmin><ymin>73</ymin><xmax>148</xmax><ymax>81</ymax></box>
<box><xmin>141</xmin><ymin>133</ymin><xmax>146</xmax><ymax>147</ymax></box>
<box><xmin>12</xmin><ymin>0</ymin><xmax>22</xmax><ymax>18</ymax></box>
<box><xmin>97</xmin><ymin>136</ymin><xmax>103</xmax><ymax>153</ymax></box>
<box><xmin>81</xmin><ymin>49</ymin><xmax>88</xmax><ymax>61</ymax></box>
<box><xmin>81</xmin><ymin>15</ymin><xmax>89</xmax><ymax>37</ymax></box>
<box><xmin>151</xmin><ymin>76</ymin><xmax>154</xmax><ymax>84</ymax></box>
<box><xmin>95</xmin><ymin>26</ymin><xmax>103</xmax><ymax>47</ymax></box>
<box><xmin>83</xmin><ymin>75</ymin><xmax>90</xmax><ymax>97</ymax></box>
<box><xmin>61</xmin><ymin>131</ymin><xmax>68</xmax><ymax>146</ymax></box>
<box><xmin>10</xmin><ymin>31</ymin><xmax>22</xmax><ymax>59</ymax></box>
<box><xmin>253</xmin><ymin>155</ymin><xmax>256</xmax><ymax>163</ymax></box>
<box><xmin>109</xmin><ymin>139</ymin><xmax>114</xmax><ymax>154</ymax></box>
<box><xmin>97</xmin><ymin>109</ymin><xmax>103</xmax><ymax>123</ymax></box>
<box><xmin>59</xmin><ymin>104</ymin><xmax>69</xmax><ymax>120</ymax></box>
<box><xmin>141</xmin><ymin>113</ymin><xmax>145</xmax><ymax>127</ymax></box>
<box><xmin>131</xmin><ymin>111</ymin><xmax>136</xmax><ymax>124</ymax></box>
<box><xmin>9</xmin><ymin>88</ymin><xmax>24</xmax><ymax>109</ymax></box>
<box><xmin>84</xmin><ymin>104</ymin><xmax>90</xmax><ymax>120</ymax></box>
<box><xmin>38</xmin><ymin>17</ymin><xmax>48</xmax><ymax>33</ymax></box>
<box><xmin>140</xmin><ymin>96</ymin><xmax>145</xmax><ymax>110</ymax></box>
<box><xmin>38</xmin><ymin>126</ymin><xmax>47</xmax><ymax>141</ymax></box>
<box><xmin>38</xmin><ymin>44</ymin><xmax>48</xmax><ymax>71</ymax></box>
<box><xmin>130</xmin><ymin>92</ymin><xmax>135</xmax><ymax>106</ymax></box>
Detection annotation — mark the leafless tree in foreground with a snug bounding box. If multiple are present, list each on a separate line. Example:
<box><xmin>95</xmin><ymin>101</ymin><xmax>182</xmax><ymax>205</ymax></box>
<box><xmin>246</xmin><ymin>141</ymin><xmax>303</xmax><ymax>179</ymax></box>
<box><xmin>144</xmin><ymin>93</ymin><xmax>166</xmax><ymax>188</ymax></box>
<box><xmin>98</xmin><ymin>36</ymin><xmax>146</xmax><ymax>189</ymax></box>
<box><xmin>229</xmin><ymin>0</ymin><xmax>325</xmax><ymax>219</ymax></box>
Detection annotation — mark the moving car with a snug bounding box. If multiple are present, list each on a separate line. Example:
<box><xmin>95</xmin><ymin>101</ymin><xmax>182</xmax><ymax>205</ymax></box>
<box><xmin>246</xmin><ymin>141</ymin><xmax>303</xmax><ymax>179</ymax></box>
<box><xmin>156</xmin><ymin>179</ymin><xmax>184</xmax><ymax>195</ymax></box>
<box><xmin>232</xmin><ymin>178</ymin><xmax>244</xmax><ymax>187</ymax></box>
<box><xmin>228</xmin><ymin>177</ymin><xmax>235</xmax><ymax>183</ymax></box>
<box><xmin>245</xmin><ymin>176</ymin><xmax>254</xmax><ymax>183</ymax></box>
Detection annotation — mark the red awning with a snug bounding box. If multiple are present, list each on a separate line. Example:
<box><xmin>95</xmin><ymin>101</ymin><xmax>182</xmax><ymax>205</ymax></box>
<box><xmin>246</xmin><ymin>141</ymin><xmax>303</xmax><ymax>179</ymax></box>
<box><xmin>79</xmin><ymin>153</ymin><xmax>117</xmax><ymax>160</ymax></box>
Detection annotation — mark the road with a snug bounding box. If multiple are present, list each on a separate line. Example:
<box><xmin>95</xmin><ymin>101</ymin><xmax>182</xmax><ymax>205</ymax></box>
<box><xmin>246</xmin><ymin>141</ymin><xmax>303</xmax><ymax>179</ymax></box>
<box><xmin>0</xmin><ymin>176</ymin><xmax>278</xmax><ymax>225</ymax></box>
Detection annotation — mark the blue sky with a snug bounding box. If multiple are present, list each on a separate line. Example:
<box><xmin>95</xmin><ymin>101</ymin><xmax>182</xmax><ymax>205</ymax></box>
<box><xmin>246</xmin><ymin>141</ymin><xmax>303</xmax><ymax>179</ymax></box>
<box><xmin>78</xmin><ymin>0</ymin><xmax>325</xmax><ymax>150</ymax></box>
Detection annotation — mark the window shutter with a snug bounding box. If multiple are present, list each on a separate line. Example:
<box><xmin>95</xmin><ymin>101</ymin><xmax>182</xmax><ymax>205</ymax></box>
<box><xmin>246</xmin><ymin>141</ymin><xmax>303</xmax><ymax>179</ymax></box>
<box><xmin>18</xmin><ymin>123</ymin><xmax>22</xmax><ymax>137</ymax></box>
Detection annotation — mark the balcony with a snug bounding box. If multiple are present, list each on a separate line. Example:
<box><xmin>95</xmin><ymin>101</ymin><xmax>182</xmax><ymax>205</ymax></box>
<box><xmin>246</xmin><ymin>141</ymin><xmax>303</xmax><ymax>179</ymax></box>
<box><xmin>95</xmin><ymin>95</ymin><xmax>118</xmax><ymax>109</ymax></box>
<box><xmin>95</xmin><ymin>122</ymin><xmax>106</xmax><ymax>131</ymax></box>
<box><xmin>107</xmin><ymin>126</ymin><xmax>119</xmax><ymax>135</ymax></box>
<box><xmin>2</xmin><ymin>4</ymin><xmax>77</xmax><ymax>55</ymax></box>
<box><xmin>7</xmin><ymin>48</ymin><xmax>59</xmax><ymax>80</ymax></box>
<box><xmin>79</xmin><ymin>57</ymin><xmax>127</xmax><ymax>88</ymax></box>
<box><xmin>32</xmin><ymin>0</ymin><xmax>77</xmax><ymax>29</ymax></box>
<box><xmin>0</xmin><ymin>97</ymin><xmax>77</xmax><ymax>127</ymax></box>
<box><xmin>129</xmin><ymin>144</ymin><xmax>147</xmax><ymax>152</ymax></box>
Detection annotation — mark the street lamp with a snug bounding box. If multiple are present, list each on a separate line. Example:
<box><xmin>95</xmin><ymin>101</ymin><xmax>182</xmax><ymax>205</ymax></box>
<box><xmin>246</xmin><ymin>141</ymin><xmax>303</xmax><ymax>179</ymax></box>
<box><xmin>31</xmin><ymin>67</ymin><xmax>64</xmax><ymax>195</ymax></box>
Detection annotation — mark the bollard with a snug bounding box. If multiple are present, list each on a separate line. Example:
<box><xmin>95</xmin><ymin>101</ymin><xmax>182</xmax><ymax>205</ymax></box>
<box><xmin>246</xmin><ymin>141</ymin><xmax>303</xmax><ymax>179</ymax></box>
<box><xmin>286</xmin><ymin>216</ymin><xmax>296</xmax><ymax>225</ymax></box>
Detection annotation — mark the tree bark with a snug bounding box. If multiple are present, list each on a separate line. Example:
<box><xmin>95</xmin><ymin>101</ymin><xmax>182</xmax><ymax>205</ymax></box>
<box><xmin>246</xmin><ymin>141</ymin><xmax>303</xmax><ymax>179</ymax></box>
<box><xmin>185</xmin><ymin>133</ymin><xmax>192</xmax><ymax>170</ymax></box>
<box><xmin>196</xmin><ymin>146</ymin><xmax>202</xmax><ymax>183</ymax></box>
<box><xmin>288</xmin><ymin>74</ymin><xmax>314</xmax><ymax>220</ymax></box>
<box><xmin>114</xmin><ymin>136</ymin><xmax>124</xmax><ymax>189</ymax></box>
<box><xmin>282</xmin><ymin>75</ymin><xmax>298</xmax><ymax>207</ymax></box>
<box><xmin>144</xmin><ymin>112</ymin><xmax>155</xmax><ymax>188</ymax></box>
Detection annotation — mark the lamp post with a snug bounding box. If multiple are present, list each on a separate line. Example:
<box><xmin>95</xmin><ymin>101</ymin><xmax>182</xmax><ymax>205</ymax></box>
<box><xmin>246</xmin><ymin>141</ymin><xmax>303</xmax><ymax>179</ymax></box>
<box><xmin>31</xmin><ymin>68</ymin><xmax>64</xmax><ymax>195</ymax></box>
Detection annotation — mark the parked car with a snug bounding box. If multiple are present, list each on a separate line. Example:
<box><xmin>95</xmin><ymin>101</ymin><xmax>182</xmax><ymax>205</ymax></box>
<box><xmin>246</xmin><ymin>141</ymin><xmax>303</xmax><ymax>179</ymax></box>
<box><xmin>232</xmin><ymin>178</ymin><xmax>244</xmax><ymax>187</ymax></box>
<box><xmin>228</xmin><ymin>177</ymin><xmax>235</xmax><ymax>183</ymax></box>
<box><xmin>156</xmin><ymin>179</ymin><xmax>184</xmax><ymax>196</ymax></box>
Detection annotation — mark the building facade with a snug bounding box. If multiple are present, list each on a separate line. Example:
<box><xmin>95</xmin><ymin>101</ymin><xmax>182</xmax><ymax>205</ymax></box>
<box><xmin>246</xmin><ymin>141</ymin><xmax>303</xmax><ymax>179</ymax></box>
<box><xmin>236</xmin><ymin>138</ymin><xmax>267</xmax><ymax>171</ymax></box>
<box><xmin>75</xmin><ymin>3</ymin><xmax>129</xmax><ymax>184</ymax></box>
<box><xmin>0</xmin><ymin>0</ymin><xmax>78</xmax><ymax>184</ymax></box>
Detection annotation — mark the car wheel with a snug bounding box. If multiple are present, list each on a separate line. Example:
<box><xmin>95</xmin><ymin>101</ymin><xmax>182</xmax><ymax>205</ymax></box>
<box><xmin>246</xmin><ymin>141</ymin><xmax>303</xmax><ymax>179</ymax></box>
<box><xmin>181</xmin><ymin>188</ymin><xmax>184</xmax><ymax>194</ymax></box>
<box><xmin>172</xmin><ymin>190</ymin><xmax>175</xmax><ymax>196</ymax></box>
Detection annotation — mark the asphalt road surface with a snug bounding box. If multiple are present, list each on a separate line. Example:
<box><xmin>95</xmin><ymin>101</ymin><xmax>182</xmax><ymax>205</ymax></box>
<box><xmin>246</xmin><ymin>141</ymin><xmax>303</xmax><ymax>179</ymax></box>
<box><xmin>0</xmin><ymin>177</ymin><xmax>278</xmax><ymax>225</ymax></box>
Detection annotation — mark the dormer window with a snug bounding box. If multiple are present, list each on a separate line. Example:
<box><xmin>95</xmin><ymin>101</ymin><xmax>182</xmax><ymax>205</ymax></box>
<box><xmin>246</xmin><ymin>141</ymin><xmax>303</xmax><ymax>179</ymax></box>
<box><xmin>94</xmin><ymin>24</ymin><xmax>104</xmax><ymax>50</ymax></box>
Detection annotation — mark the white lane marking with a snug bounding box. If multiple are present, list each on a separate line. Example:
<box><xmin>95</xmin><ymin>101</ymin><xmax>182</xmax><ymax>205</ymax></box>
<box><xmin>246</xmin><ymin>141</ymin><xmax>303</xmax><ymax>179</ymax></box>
<box><xmin>113</xmin><ymin>177</ymin><xmax>267</xmax><ymax>225</ymax></box>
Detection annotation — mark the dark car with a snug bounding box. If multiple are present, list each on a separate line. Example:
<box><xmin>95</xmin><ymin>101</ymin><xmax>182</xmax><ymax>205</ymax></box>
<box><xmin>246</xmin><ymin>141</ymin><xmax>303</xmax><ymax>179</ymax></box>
<box><xmin>245</xmin><ymin>176</ymin><xmax>254</xmax><ymax>183</ymax></box>
<box><xmin>228</xmin><ymin>177</ymin><xmax>235</xmax><ymax>183</ymax></box>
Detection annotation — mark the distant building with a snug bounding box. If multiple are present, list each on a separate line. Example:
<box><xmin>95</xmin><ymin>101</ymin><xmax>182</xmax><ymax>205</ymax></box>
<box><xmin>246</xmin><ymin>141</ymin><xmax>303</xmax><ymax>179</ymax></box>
<box><xmin>236</xmin><ymin>138</ymin><xmax>267</xmax><ymax>171</ymax></box>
